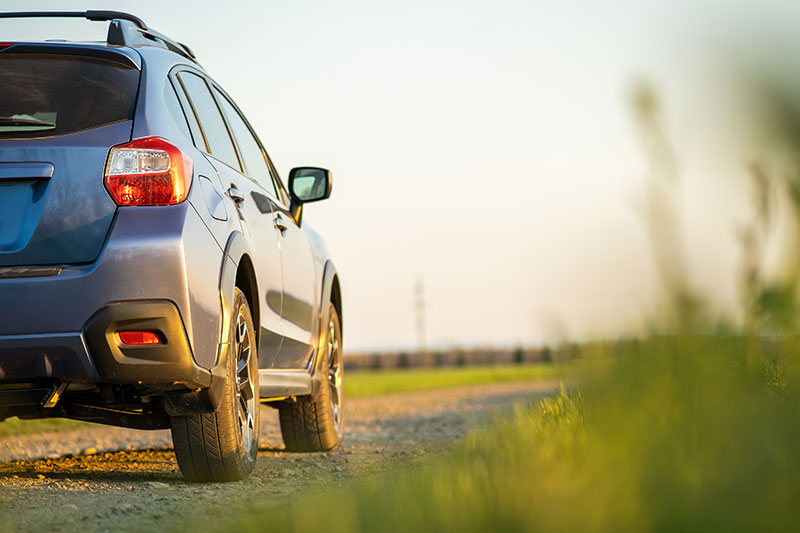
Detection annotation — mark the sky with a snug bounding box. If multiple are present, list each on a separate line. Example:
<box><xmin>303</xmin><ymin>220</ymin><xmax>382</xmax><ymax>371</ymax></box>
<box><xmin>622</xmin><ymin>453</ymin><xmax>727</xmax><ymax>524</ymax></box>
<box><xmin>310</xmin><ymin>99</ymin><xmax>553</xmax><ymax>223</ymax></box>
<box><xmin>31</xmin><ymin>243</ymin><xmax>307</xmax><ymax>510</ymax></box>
<box><xmin>4</xmin><ymin>0</ymin><xmax>799</xmax><ymax>351</ymax></box>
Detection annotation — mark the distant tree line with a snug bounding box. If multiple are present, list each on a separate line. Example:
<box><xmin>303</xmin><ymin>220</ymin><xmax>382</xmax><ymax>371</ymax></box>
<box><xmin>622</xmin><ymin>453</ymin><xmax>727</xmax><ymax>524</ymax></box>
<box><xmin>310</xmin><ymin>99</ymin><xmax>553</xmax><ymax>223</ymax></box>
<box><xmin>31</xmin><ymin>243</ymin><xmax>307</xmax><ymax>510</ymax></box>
<box><xmin>344</xmin><ymin>345</ymin><xmax>555</xmax><ymax>371</ymax></box>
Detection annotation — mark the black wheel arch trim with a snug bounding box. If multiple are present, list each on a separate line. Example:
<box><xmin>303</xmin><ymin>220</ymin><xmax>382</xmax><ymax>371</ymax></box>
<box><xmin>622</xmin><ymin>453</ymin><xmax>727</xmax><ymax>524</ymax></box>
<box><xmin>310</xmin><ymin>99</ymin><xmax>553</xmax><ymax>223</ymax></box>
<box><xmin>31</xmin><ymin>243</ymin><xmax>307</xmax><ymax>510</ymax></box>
<box><xmin>309</xmin><ymin>260</ymin><xmax>341</xmax><ymax>396</ymax></box>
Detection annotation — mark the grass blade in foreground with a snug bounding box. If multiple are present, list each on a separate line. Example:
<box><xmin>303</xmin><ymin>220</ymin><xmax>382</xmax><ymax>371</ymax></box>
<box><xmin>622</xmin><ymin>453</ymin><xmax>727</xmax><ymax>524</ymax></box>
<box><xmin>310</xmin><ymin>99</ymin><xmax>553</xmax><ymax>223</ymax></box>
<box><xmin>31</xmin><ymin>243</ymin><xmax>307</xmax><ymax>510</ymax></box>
<box><xmin>230</xmin><ymin>334</ymin><xmax>800</xmax><ymax>532</ymax></box>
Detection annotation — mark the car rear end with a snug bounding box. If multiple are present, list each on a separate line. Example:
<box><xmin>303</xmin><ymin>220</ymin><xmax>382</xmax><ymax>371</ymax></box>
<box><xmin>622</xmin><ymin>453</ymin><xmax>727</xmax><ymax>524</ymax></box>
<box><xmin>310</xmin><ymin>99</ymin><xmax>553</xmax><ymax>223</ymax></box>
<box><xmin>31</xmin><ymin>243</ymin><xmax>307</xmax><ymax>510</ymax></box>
<box><xmin>0</xmin><ymin>43</ymin><xmax>223</xmax><ymax>425</ymax></box>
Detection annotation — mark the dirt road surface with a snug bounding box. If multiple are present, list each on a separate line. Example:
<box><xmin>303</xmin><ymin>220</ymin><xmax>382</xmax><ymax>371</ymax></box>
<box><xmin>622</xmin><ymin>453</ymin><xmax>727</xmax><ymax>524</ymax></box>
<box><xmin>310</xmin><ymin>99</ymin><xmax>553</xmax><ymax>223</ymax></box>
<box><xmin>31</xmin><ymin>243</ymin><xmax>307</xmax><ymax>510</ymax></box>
<box><xmin>0</xmin><ymin>380</ymin><xmax>557</xmax><ymax>532</ymax></box>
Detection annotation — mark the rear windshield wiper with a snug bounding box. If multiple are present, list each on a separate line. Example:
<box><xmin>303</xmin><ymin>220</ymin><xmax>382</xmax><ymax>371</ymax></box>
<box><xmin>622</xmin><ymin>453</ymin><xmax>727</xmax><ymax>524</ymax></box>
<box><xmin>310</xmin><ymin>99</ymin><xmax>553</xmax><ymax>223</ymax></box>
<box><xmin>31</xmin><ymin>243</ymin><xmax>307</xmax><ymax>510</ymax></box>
<box><xmin>0</xmin><ymin>116</ymin><xmax>55</xmax><ymax>127</ymax></box>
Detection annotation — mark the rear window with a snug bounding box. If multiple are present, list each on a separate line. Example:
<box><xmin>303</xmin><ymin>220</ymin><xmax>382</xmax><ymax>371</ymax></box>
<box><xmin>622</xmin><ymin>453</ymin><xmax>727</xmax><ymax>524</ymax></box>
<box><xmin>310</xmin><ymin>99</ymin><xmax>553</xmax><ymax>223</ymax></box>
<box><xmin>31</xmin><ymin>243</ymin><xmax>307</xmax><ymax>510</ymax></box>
<box><xmin>0</xmin><ymin>53</ymin><xmax>140</xmax><ymax>139</ymax></box>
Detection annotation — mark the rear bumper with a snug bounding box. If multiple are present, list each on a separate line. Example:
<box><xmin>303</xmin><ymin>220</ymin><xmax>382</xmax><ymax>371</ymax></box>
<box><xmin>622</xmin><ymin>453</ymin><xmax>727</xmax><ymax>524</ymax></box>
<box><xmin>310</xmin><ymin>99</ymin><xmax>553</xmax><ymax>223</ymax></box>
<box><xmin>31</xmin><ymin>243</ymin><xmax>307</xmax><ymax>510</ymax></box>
<box><xmin>0</xmin><ymin>332</ymin><xmax>95</xmax><ymax>382</ymax></box>
<box><xmin>0</xmin><ymin>300</ymin><xmax>211</xmax><ymax>388</ymax></box>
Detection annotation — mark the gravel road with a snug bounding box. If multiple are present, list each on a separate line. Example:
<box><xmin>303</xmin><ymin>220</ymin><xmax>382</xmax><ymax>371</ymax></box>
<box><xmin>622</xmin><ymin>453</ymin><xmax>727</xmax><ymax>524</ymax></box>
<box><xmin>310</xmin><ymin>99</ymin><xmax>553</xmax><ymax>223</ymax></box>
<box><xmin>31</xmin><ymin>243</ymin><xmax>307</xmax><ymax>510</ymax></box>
<box><xmin>0</xmin><ymin>380</ymin><xmax>557</xmax><ymax>532</ymax></box>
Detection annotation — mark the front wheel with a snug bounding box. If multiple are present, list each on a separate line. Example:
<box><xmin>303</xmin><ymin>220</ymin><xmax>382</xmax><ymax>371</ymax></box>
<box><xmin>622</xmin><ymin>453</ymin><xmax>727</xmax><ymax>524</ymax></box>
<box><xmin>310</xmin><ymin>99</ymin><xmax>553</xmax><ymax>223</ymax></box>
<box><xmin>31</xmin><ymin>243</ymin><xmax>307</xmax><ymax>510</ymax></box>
<box><xmin>279</xmin><ymin>302</ymin><xmax>343</xmax><ymax>451</ymax></box>
<box><xmin>170</xmin><ymin>288</ymin><xmax>260</xmax><ymax>482</ymax></box>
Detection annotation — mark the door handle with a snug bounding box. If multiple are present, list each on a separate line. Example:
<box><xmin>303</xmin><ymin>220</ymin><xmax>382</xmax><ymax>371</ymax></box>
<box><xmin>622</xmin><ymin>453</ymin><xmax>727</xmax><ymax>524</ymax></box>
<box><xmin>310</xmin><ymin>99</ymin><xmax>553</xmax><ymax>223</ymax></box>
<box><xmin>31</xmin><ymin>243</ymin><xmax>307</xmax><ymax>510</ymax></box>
<box><xmin>227</xmin><ymin>186</ymin><xmax>245</xmax><ymax>204</ymax></box>
<box><xmin>274</xmin><ymin>214</ymin><xmax>288</xmax><ymax>234</ymax></box>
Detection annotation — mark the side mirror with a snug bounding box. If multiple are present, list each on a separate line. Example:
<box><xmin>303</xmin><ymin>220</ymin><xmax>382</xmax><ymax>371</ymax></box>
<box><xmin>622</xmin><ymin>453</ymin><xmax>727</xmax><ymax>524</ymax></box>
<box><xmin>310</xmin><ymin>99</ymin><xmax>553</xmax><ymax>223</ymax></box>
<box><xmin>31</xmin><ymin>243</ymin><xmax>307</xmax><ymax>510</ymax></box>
<box><xmin>288</xmin><ymin>167</ymin><xmax>332</xmax><ymax>204</ymax></box>
<box><xmin>287</xmin><ymin>167</ymin><xmax>332</xmax><ymax>226</ymax></box>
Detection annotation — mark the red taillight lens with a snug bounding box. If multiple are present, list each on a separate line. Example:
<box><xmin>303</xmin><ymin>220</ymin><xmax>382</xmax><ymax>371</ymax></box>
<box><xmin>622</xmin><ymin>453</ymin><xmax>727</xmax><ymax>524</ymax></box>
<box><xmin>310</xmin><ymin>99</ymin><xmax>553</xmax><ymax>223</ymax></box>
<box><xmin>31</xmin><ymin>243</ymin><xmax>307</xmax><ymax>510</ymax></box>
<box><xmin>118</xmin><ymin>331</ymin><xmax>164</xmax><ymax>345</ymax></box>
<box><xmin>104</xmin><ymin>137</ymin><xmax>193</xmax><ymax>206</ymax></box>
<box><xmin>0</xmin><ymin>43</ymin><xmax>15</xmax><ymax>51</ymax></box>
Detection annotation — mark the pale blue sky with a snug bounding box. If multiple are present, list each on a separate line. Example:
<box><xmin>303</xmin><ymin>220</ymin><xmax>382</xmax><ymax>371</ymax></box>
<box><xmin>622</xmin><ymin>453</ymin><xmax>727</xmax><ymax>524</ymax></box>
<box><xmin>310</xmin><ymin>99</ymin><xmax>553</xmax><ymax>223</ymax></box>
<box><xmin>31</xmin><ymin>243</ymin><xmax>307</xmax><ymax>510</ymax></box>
<box><xmin>4</xmin><ymin>0</ymin><xmax>797</xmax><ymax>350</ymax></box>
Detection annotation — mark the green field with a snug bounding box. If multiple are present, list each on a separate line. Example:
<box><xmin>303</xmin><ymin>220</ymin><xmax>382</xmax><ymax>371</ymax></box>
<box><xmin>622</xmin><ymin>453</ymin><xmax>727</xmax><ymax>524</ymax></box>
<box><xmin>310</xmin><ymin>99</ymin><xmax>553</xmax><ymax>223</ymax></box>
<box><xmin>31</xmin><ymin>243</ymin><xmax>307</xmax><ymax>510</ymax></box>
<box><xmin>227</xmin><ymin>334</ymin><xmax>800</xmax><ymax>532</ymax></box>
<box><xmin>0</xmin><ymin>416</ymin><xmax>91</xmax><ymax>438</ymax></box>
<box><xmin>344</xmin><ymin>363</ymin><xmax>561</xmax><ymax>398</ymax></box>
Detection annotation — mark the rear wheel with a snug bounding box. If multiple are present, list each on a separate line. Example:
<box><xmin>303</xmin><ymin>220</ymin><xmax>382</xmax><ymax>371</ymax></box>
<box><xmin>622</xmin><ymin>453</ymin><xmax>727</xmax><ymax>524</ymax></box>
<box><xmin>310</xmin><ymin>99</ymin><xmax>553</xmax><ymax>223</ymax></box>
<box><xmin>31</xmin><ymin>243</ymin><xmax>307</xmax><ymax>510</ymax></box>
<box><xmin>279</xmin><ymin>302</ymin><xmax>343</xmax><ymax>451</ymax></box>
<box><xmin>170</xmin><ymin>288</ymin><xmax>260</xmax><ymax>482</ymax></box>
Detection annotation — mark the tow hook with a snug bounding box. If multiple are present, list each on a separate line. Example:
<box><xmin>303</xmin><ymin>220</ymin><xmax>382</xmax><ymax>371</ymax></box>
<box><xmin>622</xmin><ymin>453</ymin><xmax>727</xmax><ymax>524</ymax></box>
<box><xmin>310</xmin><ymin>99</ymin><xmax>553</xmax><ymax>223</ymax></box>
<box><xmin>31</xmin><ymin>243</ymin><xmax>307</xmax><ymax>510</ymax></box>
<box><xmin>42</xmin><ymin>383</ymin><xmax>68</xmax><ymax>409</ymax></box>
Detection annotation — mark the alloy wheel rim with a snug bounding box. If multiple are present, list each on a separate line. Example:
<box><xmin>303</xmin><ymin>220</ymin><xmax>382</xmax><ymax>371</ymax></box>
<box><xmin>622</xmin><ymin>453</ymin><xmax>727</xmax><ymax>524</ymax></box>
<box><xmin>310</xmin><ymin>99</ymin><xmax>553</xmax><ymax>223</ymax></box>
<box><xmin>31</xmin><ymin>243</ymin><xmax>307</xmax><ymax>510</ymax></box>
<box><xmin>327</xmin><ymin>316</ymin><xmax>343</xmax><ymax>438</ymax></box>
<box><xmin>235</xmin><ymin>312</ymin><xmax>256</xmax><ymax>453</ymax></box>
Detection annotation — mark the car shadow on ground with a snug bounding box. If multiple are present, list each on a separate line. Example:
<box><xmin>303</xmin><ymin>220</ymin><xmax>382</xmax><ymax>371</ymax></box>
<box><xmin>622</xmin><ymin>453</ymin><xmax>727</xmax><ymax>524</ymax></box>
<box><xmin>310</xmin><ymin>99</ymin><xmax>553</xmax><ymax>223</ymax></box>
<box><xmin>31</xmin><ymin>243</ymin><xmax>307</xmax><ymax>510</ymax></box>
<box><xmin>0</xmin><ymin>447</ymin><xmax>183</xmax><ymax>482</ymax></box>
<box><xmin>0</xmin><ymin>443</ymin><xmax>301</xmax><ymax>483</ymax></box>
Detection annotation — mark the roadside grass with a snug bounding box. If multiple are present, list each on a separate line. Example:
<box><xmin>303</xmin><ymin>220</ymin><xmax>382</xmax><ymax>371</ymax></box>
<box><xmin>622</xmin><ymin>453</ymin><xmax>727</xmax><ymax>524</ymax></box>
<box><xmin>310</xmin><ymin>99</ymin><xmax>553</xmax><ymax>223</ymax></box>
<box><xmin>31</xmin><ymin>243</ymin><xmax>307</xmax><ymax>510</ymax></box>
<box><xmin>344</xmin><ymin>363</ymin><xmax>562</xmax><ymax>398</ymax></box>
<box><xmin>0</xmin><ymin>417</ymin><xmax>92</xmax><ymax>438</ymax></box>
<box><xmin>227</xmin><ymin>334</ymin><xmax>800</xmax><ymax>532</ymax></box>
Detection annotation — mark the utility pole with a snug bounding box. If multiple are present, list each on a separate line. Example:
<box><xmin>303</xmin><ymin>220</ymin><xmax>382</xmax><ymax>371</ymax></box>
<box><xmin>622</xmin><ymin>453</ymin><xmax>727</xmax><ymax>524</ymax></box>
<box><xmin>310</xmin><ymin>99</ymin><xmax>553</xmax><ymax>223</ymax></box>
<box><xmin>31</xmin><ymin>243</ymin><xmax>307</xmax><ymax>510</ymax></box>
<box><xmin>414</xmin><ymin>276</ymin><xmax>429</xmax><ymax>366</ymax></box>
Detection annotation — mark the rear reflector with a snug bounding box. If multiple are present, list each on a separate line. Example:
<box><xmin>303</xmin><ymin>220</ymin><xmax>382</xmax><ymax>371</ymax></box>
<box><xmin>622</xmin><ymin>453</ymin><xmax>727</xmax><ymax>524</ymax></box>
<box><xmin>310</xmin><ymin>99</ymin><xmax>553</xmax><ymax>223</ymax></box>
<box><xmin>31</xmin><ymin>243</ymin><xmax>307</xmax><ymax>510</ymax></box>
<box><xmin>118</xmin><ymin>331</ymin><xmax>164</xmax><ymax>345</ymax></box>
<box><xmin>0</xmin><ymin>43</ymin><xmax>15</xmax><ymax>51</ymax></box>
<box><xmin>104</xmin><ymin>137</ymin><xmax>192</xmax><ymax>206</ymax></box>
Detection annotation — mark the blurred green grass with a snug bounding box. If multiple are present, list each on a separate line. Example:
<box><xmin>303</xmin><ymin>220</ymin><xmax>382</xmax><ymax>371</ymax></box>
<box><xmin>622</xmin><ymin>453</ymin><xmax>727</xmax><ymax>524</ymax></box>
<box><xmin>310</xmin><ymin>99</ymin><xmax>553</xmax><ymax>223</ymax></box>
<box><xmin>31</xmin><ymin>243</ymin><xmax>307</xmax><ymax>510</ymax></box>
<box><xmin>344</xmin><ymin>363</ymin><xmax>561</xmax><ymax>398</ymax></box>
<box><xmin>0</xmin><ymin>416</ymin><xmax>91</xmax><ymax>438</ymax></box>
<box><xmin>230</xmin><ymin>334</ymin><xmax>800</xmax><ymax>532</ymax></box>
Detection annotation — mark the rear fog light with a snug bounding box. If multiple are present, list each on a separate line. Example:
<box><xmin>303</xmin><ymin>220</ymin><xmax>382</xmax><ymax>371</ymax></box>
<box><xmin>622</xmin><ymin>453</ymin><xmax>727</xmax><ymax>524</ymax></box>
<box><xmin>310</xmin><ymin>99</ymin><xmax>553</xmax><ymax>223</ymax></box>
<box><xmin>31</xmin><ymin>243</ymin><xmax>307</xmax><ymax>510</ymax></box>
<box><xmin>118</xmin><ymin>331</ymin><xmax>164</xmax><ymax>345</ymax></box>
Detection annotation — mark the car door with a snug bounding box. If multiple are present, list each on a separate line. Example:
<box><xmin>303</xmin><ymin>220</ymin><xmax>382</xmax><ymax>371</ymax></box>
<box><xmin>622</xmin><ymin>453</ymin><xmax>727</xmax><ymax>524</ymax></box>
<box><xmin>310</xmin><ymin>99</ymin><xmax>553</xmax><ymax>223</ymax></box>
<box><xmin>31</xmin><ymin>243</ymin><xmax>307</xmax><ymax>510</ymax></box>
<box><xmin>265</xmin><ymin>160</ymin><xmax>319</xmax><ymax>368</ymax></box>
<box><xmin>174</xmin><ymin>70</ymin><xmax>285</xmax><ymax>366</ymax></box>
<box><xmin>211</xmin><ymin>86</ymin><xmax>318</xmax><ymax>369</ymax></box>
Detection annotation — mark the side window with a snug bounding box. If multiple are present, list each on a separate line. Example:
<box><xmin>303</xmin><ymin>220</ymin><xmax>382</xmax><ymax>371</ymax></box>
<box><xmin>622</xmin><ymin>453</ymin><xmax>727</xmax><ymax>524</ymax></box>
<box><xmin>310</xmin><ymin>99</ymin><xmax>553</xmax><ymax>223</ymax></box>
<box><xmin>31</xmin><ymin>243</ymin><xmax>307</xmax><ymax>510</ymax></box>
<box><xmin>170</xmin><ymin>76</ymin><xmax>206</xmax><ymax>151</ymax></box>
<box><xmin>163</xmin><ymin>79</ymin><xmax>192</xmax><ymax>143</ymax></box>
<box><xmin>177</xmin><ymin>72</ymin><xmax>241</xmax><ymax>171</ymax></box>
<box><xmin>212</xmin><ymin>87</ymin><xmax>278</xmax><ymax>197</ymax></box>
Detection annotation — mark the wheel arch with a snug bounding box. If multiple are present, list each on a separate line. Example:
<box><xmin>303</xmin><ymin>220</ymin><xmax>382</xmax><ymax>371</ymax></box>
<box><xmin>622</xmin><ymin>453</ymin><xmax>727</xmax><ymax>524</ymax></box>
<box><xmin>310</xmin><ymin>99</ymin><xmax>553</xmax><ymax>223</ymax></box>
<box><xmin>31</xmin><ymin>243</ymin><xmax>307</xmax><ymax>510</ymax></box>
<box><xmin>330</xmin><ymin>273</ymin><xmax>342</xmax><ymax>344</ymax></box>
<box><xmin>163</xmin><ymin>230</ymin><xmax>257</xmax><ymax>417</ymax></box>
<box><xmin>234</xmin><ymin>253</ymin><xmax>260</xmax><ymax>351</ymax></box>
<box><xmin>310</xmin><ymin>260</ymin><xmax>342</xmax><ymax>394</ymax></box>
<box><xmin>219</xmin><ymin>231</ymin><xmax>260</xmax><ymax>357</ymax></box>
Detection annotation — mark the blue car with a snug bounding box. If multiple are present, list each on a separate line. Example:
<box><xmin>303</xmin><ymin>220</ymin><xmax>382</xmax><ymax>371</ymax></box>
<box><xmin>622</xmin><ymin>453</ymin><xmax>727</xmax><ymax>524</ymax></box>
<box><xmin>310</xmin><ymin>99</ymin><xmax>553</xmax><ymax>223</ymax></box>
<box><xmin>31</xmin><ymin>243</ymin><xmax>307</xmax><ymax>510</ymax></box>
<box><xmin>0</xmin><ymin>10</ymin><xmax>343</xmax><ymax>482</ymax></box>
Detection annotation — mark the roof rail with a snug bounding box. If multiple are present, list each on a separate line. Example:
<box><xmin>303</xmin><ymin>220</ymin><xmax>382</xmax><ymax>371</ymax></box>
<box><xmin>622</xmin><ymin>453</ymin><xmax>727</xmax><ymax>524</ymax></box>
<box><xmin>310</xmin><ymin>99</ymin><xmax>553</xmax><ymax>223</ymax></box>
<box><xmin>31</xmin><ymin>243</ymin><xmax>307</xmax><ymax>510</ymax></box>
<box><xmin>0</xmin><ymin>10</ymin><xmax>197</xmax><ymax>62</ymax></box>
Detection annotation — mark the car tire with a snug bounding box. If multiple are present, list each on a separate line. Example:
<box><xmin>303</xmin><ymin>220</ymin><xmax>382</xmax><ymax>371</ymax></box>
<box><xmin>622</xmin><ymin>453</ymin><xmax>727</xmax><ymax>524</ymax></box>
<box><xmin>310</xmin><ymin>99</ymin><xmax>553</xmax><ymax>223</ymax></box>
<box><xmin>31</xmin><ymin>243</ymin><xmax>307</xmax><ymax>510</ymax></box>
<box><xmin>170</xmin><ymin>288</ymin><xmax>260</xmax><ymax>482</ymax></box>
<box><xmin>278</xmin><ymin>302</ymin><xmax>343</xmax><ymax>452</ymax></box>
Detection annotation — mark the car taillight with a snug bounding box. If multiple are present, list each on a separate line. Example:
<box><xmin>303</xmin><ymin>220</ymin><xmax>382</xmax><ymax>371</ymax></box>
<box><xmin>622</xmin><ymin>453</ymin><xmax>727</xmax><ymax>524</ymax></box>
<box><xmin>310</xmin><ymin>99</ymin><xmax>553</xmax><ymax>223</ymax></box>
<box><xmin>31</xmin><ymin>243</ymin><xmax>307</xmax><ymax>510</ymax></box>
<box><xmin>104</xmin><ymin>137</ymin><xmax>193</xmax><ymax>206</ymax></box>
